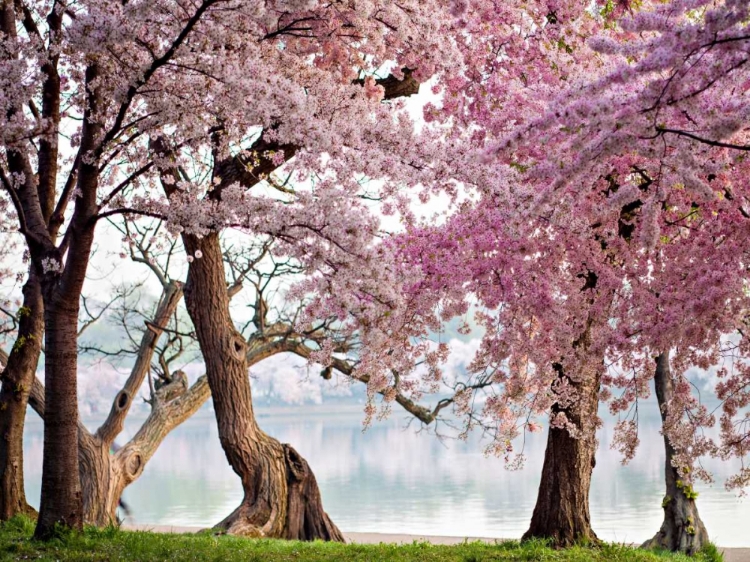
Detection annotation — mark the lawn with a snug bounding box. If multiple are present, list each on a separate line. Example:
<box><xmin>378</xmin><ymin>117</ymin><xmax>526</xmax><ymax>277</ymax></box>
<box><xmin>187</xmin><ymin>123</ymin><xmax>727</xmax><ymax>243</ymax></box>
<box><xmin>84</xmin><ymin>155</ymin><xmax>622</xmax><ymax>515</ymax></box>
<box><xmin>0</xmin><ymin>517</ymin><xmax>722</xmax><ymax>562</ymax></box>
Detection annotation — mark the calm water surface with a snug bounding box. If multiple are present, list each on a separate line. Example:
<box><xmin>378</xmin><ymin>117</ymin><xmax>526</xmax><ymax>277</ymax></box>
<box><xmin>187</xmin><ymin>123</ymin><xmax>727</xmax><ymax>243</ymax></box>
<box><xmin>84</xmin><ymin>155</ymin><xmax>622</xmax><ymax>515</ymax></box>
<box><xmin>22</xmin><ymin>403</ymin><xmax>750</xmax><ymax>546</ymax></box>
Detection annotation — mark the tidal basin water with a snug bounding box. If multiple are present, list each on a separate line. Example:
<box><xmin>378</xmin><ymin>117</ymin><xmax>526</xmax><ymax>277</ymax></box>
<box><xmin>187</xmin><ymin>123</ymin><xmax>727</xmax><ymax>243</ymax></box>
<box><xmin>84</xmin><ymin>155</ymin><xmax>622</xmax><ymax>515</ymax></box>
<box><xmin>22</xmin><ymin>403</ymin><xmax>750</xmax><ymax>547</ymax></box>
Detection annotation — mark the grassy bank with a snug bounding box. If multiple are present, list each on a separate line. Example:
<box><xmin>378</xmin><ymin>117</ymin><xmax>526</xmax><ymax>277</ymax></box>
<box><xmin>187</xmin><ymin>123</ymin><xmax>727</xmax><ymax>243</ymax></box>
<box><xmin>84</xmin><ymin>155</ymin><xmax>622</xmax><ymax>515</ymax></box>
<box><xmin>0</xmin><ymin>517</ymin><xmax>722</xmax><ymax>562</ymax></box>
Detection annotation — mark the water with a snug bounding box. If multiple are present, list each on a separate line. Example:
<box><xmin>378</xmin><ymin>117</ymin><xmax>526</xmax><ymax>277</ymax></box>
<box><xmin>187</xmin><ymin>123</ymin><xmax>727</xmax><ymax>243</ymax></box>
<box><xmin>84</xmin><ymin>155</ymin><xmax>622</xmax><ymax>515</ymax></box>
<box><xmin>22</xmin><ymin>403</ymin><xmax>749</xmax><ymax>547</ymax></box>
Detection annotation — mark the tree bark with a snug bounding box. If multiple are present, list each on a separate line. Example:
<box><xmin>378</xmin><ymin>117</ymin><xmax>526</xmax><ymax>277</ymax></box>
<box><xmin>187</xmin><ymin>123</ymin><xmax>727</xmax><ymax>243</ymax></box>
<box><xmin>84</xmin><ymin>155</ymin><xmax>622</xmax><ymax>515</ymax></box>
<box><xmin>79</xmin><ymin>375</ymin><xmax>210</xmax><ymax>526</ymax></box>
<box><xmin>522</xmin><ymin>264</ymin><xmax>611</xmax><ymax>548</ymax></box>
<box><xmin>0</xmin><ymin>272</ymin><xmax>43</xmax><ymax>520</ymax></box>
<box><xmin>642</xmin><ymin>352</ymin><xmax>709</xmax><ymax>554</ymax></box>
<box><xmin>35</xmin><ymin>298</ymin><xmax>85</xmax><ymax>536</ymax></box>
<box><xmin>96</xmin><ymin>281</ymin><xmax>184</xmax><ymax>445</ymax></box>
<box><xmin>522</xmin><ymin>363</ymin><xmax>602</xmax><ymax>546</ymax></box>
<box><xmin>77</xmin><ymin>432</ymin><xmax>118</xmax><ymax>527</ymax></box>
<box><xmin>182</xmin><ymin>232</ymin><xmax>342</xmax><ymax>541</ymax></box>
<box><xmin>30</xmin><ymin>369</ymin><xmax>211</xmax><ymax>527</ymax></box>
<box><xmin>34</xmin><ymin>61</ymin><xmax>102</xmax><ymax>539</ymax></box>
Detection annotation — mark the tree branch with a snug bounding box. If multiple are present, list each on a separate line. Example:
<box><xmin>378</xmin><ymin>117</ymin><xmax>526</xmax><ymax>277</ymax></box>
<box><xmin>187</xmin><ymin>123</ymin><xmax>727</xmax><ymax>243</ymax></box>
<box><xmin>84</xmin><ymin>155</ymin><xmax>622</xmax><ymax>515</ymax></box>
<box><xmin>90</xmin><ymin>208</ymin><xmax>166</xmax><ymax>223</ymax></box>
<box><xmin>117</xmin><ymin>375</ymin><xmax>210</xmax><ymax>487</ymax></box>
<box><xmin>653</xmin><ymin>126</ymin><xmax>750</xmax><ymax>151</ymax></box>
<box><xmin>99</xmin><ymin>0</ymin><xmax>224</xmax><ymax>152</ymax></box>
<box><xmin>210</xmin><ymin>68</ymin><xmax>421</xmax><ymax>195</ymax></box>
<box><xmin>96</xmin><ymin>280</ymin><xmax>184</xmax><ymax>445</ymax></box>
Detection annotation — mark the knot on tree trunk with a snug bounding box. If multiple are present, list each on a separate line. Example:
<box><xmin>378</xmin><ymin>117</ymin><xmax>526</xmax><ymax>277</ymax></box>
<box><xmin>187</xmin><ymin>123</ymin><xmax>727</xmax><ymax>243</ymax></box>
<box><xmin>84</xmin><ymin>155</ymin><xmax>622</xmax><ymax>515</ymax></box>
<box><xmin>155</xmin><ymin>371</ymin><xmax>188</xmax><ymax>403</ymax></box>
<box><xmin>229</xmin><ymin>335</ymin><xmax>246</xmax><ymax>361</ymax></box>
<box><xmin>124</xmin><ymin>452</ymin><xmax>144</xmax><ymax>480</ymax></box>
<box><xmin>115</xmin><ymin>390</ymin><xmax>129</xmax><ymax>411</ymax></box>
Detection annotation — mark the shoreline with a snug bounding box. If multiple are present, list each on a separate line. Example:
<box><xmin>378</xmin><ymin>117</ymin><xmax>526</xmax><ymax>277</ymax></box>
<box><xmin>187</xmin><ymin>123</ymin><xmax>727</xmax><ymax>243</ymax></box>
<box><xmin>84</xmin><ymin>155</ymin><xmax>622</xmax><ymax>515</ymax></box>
<box><xmin>122</xmin><ymin>524</ymin><xmax>750</xmax><ymax>561</ymax></box>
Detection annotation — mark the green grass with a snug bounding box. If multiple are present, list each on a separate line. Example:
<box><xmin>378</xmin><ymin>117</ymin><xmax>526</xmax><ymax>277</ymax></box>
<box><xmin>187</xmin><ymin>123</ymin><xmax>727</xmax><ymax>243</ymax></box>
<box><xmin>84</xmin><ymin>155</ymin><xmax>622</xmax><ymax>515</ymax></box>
<box><xmin>0</xmin><ymin>516</ymin><xmax>723</xmax><ymax>562</ymax></box>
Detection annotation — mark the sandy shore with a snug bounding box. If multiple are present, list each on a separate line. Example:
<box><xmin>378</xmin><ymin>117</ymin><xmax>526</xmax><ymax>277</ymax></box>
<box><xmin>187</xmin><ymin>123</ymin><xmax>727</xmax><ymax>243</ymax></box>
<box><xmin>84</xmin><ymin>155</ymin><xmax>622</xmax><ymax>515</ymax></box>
<box><xmin>122</xmin><ymin>524</ymin><xmax>750</xmax><ymax>561</ymax></box>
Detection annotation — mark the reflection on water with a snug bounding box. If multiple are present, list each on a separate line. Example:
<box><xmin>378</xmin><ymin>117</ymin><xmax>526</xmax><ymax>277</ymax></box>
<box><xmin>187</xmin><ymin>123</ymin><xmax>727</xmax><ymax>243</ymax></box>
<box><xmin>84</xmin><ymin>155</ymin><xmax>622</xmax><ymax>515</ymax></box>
<box><xmin>22</xmin><ymin>402</ymin><xmax>749</xmax><ymax>547</ymax></box>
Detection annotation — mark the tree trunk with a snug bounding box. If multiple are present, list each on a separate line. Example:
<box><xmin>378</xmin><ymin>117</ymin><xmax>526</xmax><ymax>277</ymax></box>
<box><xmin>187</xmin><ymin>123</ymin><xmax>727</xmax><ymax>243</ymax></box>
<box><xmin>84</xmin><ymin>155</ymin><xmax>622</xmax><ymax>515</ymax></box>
<box><xmin>281</xmin><ymin>443</ymin><xmax>342</xmax><ymax>541</ymax></box>
<box><xmin>30</xmin><ymin>367</ymin><xmax>212</xmax><ymax>527</ymax></box>
<box><xmin>642</xmin><ymin>352</ymin><xmax>709</xmax><ymax>554</ymax></box>
<box><xmin>522</xmin><ymin>366</ymin><xmax>601</xmax><ymax>546</ymax></box>
<box><xmin>182</xmin><ymin>232</ymin><xmax>342</xmax><ymax>541</ymax></box>
<box><xmin>34</xmin><ymin>59</ymin><xmax>102</xmax><ymax>539</ymax></box>
<box><xmin>31</xmin><ymin>381</ymin><xmax>123</xmax><ymax>528</ymax></box>
<box><xmin>35</xmin><ymin>299</ymin><xmax>84</xmax><ymax>536</ymax></box>
<box><xmin>78</xmin><ymin>433</ymin><xmax>121</xmax><ymax>527</ymax></box>
<box><xmin>0</xmin><ymin>272</ymin><xmax>43</xmax><ymax>519</ymax></box>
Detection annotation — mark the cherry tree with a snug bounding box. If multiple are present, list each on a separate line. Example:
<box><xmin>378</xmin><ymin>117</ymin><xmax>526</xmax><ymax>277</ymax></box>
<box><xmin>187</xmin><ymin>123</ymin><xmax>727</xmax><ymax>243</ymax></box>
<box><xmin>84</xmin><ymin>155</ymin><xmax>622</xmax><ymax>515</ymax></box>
<box><xmin>312</xmin><ymin>0</ymin><xmax>619</xmax><ymax>547</ymax></box>
<box><xmin>79</xmin><ymin>216</ymin><xmax>481</xmax><ymax>529</ymax></box>
<box><xmin>507</xmin><ymin>0</ymin><xmax>750</xmax><ymax>542</ymax></box>
<box><xmin>0</xmin><ymin>0</ymin><xmax>479</xmax><ymax>537</ymax></box>
<box><xmin>416</xmin><ymin>0</ymin><xmax>750</xmax><ymax>550</ymax></box>
<box><xmin>306</xmin><ymin>0</ymin><xmax>750</xmax><ymax>548</ymax></box>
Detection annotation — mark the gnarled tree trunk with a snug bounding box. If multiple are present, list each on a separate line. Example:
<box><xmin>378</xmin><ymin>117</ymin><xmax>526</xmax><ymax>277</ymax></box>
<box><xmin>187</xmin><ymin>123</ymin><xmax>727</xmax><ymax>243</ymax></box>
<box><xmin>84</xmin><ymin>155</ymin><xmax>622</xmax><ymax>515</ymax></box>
<box><xmin>78</xmin><ymin>376</ymin><xmax>211</xmax><ymax>526</ymax></box>
<box><xmin>148</xmin><ymin>68</ymin><xmax>425</xmax><ymax>540</ymax></box>
<box><xmin>642</xmin><ymin>352</ymin><xmax>708</xmax><ymax>554</ymax></box>
<box><xmin>523</xmin><ymin>290</ymin><xmax>603</xmax><ymax>548</ymax></box>
<box><xmin>522</xmin><ymin>363</ymin><xmax>601</xmax><ymax>546</ymax></box>
<box><xmin>0</xmin><ymin>272</ymin><xmax>43</xmax><ymax>520</ymax></box>
<box><xmin>78</xmin><ymin>280</ymin><xmax>185</xmax><ymax>526</ymax></box>
<box><xmin>78</xmin><ymin>432</ymin><xmax>121</xmax><ymax>526</ymax></box>
<box><xmin>30</xmin><ymin>366</ymin><xmax>212</xmax><ymax>528</ymax></box>
<box><xmin>182</xmin><ymin>232</ymin><xmax>342</xmax><ymax>541</ymax></box>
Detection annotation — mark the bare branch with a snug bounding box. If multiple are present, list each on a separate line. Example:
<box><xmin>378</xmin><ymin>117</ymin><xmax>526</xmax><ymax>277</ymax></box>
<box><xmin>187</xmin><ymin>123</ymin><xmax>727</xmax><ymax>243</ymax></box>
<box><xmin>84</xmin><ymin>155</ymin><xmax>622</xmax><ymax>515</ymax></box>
<box><xmin>96</xmin><ymin>280</ymin><xmax>184</xmax><ymax>445</ymax></box>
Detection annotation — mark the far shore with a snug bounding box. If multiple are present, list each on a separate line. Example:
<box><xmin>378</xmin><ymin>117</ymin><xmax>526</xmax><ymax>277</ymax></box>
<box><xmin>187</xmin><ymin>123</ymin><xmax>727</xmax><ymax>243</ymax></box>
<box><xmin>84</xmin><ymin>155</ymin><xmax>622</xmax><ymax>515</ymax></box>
<box><xmin>122</xmin><ymin>524</ymin><xmax>750</xmax><ymax>562</ymax></box>
<box><xmin>24</xmin><ymin>402</ymin><xmax>373</xmax><ymax>426</ymax></box>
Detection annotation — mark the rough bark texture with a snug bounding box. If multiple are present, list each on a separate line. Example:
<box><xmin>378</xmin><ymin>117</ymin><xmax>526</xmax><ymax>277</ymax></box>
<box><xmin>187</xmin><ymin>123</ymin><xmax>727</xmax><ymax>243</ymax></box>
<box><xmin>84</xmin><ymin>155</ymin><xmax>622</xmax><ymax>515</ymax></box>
<box><xmin>78</xmin><ymin>433</ymin><xmax>118</xmax><ymax>527</ymax></box>
<box><xmin>36</xmin><ymin>298</ymin><xmax>84</xmax><ymax>536</ymax></box>
<box><xmin>522</xmin><ymin>366</ymin><xmax>602</xmax><ymax>547</ymax></box>
<box><xmin>84</xmin><ymin>280</ymin><xmax>184</xmax><ymax>526</ymax></box>
<box><xmin>182</xmin><ymin>232</ymin><xmax>342</xmax><ymax>541</ymax></box>
<box><xmin>78</xmin><ymin>375</ymin><xmax>209</xmax><ymax>526</ymax></box>
<box><xmin>281</xmin><ymin>443</ymin><xmax>342</xmax><ymax>541</ymax></box>
<box><xmin>642</xmin><ymin>353</ymin><xmax>709</xmax><ymax>555</ymax></box>
<box><xmin>0</xmin><ymin>273</ymin><xmax>43</xmax><ymax>520</ymax></box>
<box><xmin>34</xmin><ymin>58</ymin><xmax>102</xmax><ymax>539</ymax></box>
<box><xmin>30</xmin><ymin>371</ymin><xmax>210</xmax><ymax>527</ymax></box>
<box><xmin>523</xmin><ymin>301</ymin><xmax>602</xmax><ymax>547</ymax></box>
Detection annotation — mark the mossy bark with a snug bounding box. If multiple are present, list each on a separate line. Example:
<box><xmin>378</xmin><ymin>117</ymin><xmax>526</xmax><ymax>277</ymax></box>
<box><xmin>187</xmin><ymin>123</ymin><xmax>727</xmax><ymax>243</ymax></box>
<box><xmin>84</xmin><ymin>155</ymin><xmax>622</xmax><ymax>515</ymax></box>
<box><xmin>642</xmin><ymin>353</ymin><xmax>709</xmax><ymax>555</ymax></box>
